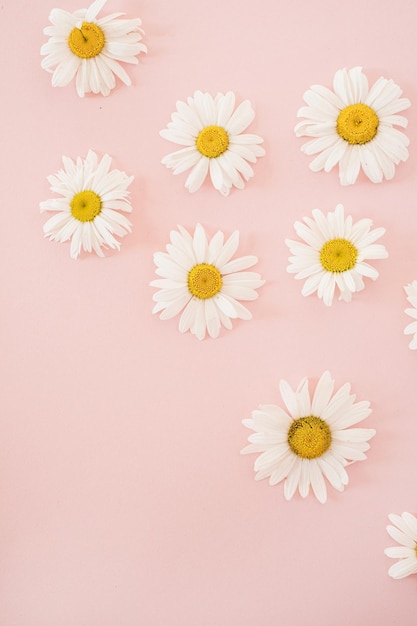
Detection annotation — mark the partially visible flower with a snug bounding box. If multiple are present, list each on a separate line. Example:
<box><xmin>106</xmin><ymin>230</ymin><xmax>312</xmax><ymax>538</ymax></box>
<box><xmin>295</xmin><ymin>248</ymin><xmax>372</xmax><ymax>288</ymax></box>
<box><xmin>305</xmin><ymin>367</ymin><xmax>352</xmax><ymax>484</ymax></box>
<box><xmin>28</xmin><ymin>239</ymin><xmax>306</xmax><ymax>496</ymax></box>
<box><xmin>286</xmin><ymin>203</ymin><xmax>388</xmax><ymax>306</ymax></box>
<box><xmin>295</xmin><ymin>66</ymin><xmax>410</xmax><ymax>185</ymax></box>
<box><xmin>150</xmin><ymin>223</ymin><xmax>264</xmax><ymax>339</ymax></box>
<box><xmin>404</xmin><ymin>282</ymin><xmax>417</xmax><ymax>349</ymax></box>
<box><xmin>385</xmin><ymin>512</ymin><xmax>417</xmax><ymax>579</ymax></box>
<box><xmin>41</xmin><ymin>0</ymin><xmax>146</xmax><ymax>97</ymax></box>
<box><xmin>160</xmin><ymin>91</ymin><xmax>265</xmax><ymax>196</ymax></box>
<box><xmin>241</xmin><ymin>371</ymin><xmax>375</xmax><ymax>504</ymax></box>
<box><xmin>40</xmin><ymin>150</ymin><xmax>133</xmax><ymax>259</ymax></box>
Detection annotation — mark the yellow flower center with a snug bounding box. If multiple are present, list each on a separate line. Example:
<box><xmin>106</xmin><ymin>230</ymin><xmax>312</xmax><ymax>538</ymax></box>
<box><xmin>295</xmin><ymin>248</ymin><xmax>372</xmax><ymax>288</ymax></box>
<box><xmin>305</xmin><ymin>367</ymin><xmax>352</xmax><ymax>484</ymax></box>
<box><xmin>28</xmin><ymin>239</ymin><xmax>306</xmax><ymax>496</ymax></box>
<box><xmin>188</xmin><ymin>263</ymin><xmax>223</xmax><ymax>299</ymax></box>
<box><xmin>70</xmin><ymin>190</ymin><xmax>102</xmax><ymax>222</ymax></box>
<box><xmin>336</xmin><ymin>103</ymin><xmax>379</xmax><ymax>145</ymax></box>
<box><xmin>68</xmin><ymin>22</ymin><xmax>105</xmax><ymax>59</ymax></box>
<box><xmin>320</xmin><ymin>238</ymin><xmax>358</xmax><ymax>273</ymax></box>
<box><xmin>196</xmin><ymin>126</ymin><xmax>229</xmax><ymax>158</ymax></box>
<box><xmin>288</xmin><ymin>416</ymin><xmax>332</xmax><ymax>460</ymax></box>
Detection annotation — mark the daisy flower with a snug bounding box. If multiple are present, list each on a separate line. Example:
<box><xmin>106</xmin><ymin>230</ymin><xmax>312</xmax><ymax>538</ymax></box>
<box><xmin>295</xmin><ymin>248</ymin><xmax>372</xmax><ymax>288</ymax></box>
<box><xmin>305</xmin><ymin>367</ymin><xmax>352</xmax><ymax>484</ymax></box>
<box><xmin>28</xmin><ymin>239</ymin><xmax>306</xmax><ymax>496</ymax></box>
<box><xmin>150</xmin><ymin>223</ymin><xmax>264</xmax><ymax>340</ymax></box>
<box><xmin>41</xmin><ymin>0</ymin><xmax>146</xmax><ymax>98</ymax></box>
<box><xmin>241</xmin><ymin>371</ymin><xmax>375</xmax><ymax>504</ymax></box>
<box><xmin>294</xmin><ymin>66</ymin><xmax>410</xmax><ymax>185</ymax></box>
<box><xmin>40</xmin><ymin>150</ymin><xmax>134</xmax><ymax>259</ymax></box>
<box><xmin>404</xmin><ymin>282</ymin><xmax>417</xmax><ymax>349</ymax></box>
<box><xmin>286</xmin><ymin>203</ymin><xmax>388</xmax><ymax>306</ymax></box>
<box><xmin>159</xmin><ymin>91</ymin><xmax>265</xmax><ymax>196</ymax></box>
<box><xmin>385</xmin><ymin>512</ymin><xmax>417</xmax><ymax>579</ymax></box>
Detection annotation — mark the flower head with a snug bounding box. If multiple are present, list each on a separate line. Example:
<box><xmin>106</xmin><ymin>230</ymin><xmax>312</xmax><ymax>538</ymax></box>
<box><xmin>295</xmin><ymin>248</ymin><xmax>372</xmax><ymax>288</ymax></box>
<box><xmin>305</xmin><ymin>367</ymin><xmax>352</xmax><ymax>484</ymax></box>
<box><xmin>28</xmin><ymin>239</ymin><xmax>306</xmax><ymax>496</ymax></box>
<box><xmin>286</xmin><ymin>203</ymin><xmax>388</xmax><ymax>306</ymax></box>
<box><xmin>160</xmin><ymin>91</ymin><xmax>265</xmax><ymax>196</ymax></box>
<box><xmin>150</xmin><ymin>224</ymin><xmax>264</xmax><ymax>339</ymax></box>
<box><xmin>404</xmin><ymin>282</ymin><xmax>417</xmax><ymax>349</ymax></box>
<box><xmin>295</xmin><ymin>67</ymin><xmax>410</xmax><ymax>185</ymax></box>
<box><xmin>385</xmin><ymin>512</ymin><xmax>417</xmax><ymax>579</ymax></box>
<box><xmin>241</xmin><ymin>371</ymin><xmax>375</xmax><ymax>503</ymax></box>
<box><xmin>40</xmin><ymin>150</ymin><xmax>134</xmax><ymax>259</ymax></box>
<box><xmin>41</xmin><ymin>0</ymin><xmax>146</xmax><ymax>97</ymax></box>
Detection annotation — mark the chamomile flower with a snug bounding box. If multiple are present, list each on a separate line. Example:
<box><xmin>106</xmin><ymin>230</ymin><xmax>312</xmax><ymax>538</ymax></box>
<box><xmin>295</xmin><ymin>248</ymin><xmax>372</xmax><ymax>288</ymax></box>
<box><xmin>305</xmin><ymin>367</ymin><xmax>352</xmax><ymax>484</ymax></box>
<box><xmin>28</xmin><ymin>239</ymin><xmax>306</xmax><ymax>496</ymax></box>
<box><xmin>40</xmin><ymin>150</ymin><xmax>133</xmax><ymax>259</ymax></box>
<box><xmin>295</xmin><ymin>67</ymin><xmax>410</xmax><ymax>185</ymax></box>
<box><xmin>385</xmin><ymin>512</ymin><xmax>417</xmax><ymax>579</ymax></box>
<box><xmin>241</xmin><ymin>371</ymin><xmax>375</xmax><ymax>504</ymax></box>
<box><xmin>286</xmin><ymin>203</ymin><xmax>388</xmax><ymax>306</ymax></box>
<box><xmin>404</xmin><ymin>282</ymin><xmax>417</xmax><ymax>349</ymax></box>
<box><xmin>41</xmin><ymin>0</ymin><xmax>146</xmax><ymax>98</ymax></box>
<box><xmin>160</xmin><ymin>91</ymin><xmax>265</xmax><ymax>196</ymax></box>
<box><xmin>150</xmin><ymin>223</ymin><xmax>264</xmax><ymax>340</ymax></box>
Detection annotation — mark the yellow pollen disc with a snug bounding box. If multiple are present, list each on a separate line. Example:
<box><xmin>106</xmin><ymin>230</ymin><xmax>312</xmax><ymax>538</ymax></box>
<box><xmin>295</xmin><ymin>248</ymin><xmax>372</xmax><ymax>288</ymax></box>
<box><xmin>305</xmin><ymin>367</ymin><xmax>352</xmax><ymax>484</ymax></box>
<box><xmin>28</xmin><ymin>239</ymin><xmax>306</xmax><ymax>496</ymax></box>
<box><xmin>70</xmin><ymin>190</ymin><xmax>102</xmax><ymax>222</ymax></box>
<box><xmin>288</xmin><ymin>416</ymin><xmax>332</xmax><ymax>460</ymax></box>
<box><xmin>336</xmin><ymin>103</ymin><xmax>379</xmax><ymax>145</ymax></box>
<box><xmin>68</xmin><ymin>22</ymin><xmax>105</xmax><ymax>59</ymax></box>
<box><xmin>196</xmin><ymin>126</ymin><xmax>229</xmax><ymax>158</ymax></box>
<box><xmin>188</xmin><ymin>263</ymin><xmax>223</xmax><ymax>299</ymax></box>
<box><xmin>320</xmin><ymin>238</ymin><xmax>358</xmax><ymax>273</ymax></box>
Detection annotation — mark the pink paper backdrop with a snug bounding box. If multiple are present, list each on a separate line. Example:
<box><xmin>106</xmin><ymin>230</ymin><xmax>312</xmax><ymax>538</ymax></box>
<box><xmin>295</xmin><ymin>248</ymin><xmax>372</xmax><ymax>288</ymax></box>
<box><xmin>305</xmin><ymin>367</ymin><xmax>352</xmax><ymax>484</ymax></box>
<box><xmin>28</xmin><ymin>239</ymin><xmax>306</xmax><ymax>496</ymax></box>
<box><xmin>2</xmin><ymin>0</ymin><xmax>417</xmax><ymax>623</ymax></box>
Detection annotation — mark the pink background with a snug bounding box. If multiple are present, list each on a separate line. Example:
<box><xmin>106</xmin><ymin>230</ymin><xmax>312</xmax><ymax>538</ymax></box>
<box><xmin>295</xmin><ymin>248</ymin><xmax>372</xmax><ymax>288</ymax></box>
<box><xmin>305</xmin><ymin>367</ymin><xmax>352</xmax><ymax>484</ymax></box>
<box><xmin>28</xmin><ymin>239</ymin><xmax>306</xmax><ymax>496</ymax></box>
<box><xmin>2</xmin><ymin>0</ymin><xmax>417</xmax><ymax>623</ymax></box>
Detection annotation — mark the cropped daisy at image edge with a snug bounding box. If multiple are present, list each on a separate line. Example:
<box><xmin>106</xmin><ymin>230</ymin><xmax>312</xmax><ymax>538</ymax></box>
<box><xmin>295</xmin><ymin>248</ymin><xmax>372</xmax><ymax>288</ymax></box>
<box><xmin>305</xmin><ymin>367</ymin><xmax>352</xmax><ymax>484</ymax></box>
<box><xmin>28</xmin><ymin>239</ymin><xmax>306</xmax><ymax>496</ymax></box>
<box><xmin>404</xmin><ymin>281</ymin><xmax>417</xmax><ymax>349</ymax></box>
<box><xmin>41</xmin><ymin>0</ymin><xmax>147</xmax><ymax>97</ymax></box>
<box><xmin>40</xmin><ymin>150</ymin><xmax>134</xmax><ymax>259</ymax></box>
<box><xmin>241</xmin><ymin>371</ymin><xmax>375</xmax><ymax>504</ymax></box>
<box><xmin>295</xmin><ymin>66</ymin><xmax>410</xmax><ymax>185</ymax></box>
<box><xmin>150</xmin><ymin>223</ymin><xmax>264</xmax><ymax>340</ymax></box>
<box><xmin>286</xmin><ymin>203</ymin><xmax>388</xmax><ymax>306</ymax></box>
<box><xmin>160</xmin><ymin>91</ymin><xmax>265</xmax><ymax>196</ymax></box>
<box><xmin>385</xmin><ymin>512</ymin><xmax>417</xmax><ymax>579</ymax></box>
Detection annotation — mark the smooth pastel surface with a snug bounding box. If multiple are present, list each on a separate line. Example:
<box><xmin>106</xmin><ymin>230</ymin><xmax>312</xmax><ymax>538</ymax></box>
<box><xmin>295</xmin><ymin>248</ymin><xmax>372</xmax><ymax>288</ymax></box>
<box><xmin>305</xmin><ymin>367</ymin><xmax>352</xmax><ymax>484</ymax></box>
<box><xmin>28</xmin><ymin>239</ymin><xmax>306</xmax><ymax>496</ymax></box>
<box><xmin>2</xmin><ymin>0</ymin><xmax>417</xmax><ymax>623</ymax></box>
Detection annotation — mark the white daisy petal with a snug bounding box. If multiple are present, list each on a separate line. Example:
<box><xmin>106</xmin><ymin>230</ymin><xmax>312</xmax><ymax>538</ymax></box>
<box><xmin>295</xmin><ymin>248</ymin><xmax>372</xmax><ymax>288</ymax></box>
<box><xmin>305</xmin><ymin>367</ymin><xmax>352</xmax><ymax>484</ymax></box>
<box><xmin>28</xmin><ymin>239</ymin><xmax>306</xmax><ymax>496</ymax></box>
<box><xmin>403</xmin><ymin>282</ymin><xmax>417</xmax><ymax>350</ymax></box>
<box><xmin>214</xmin><ymin>231</ymin><xmax>240</xmax><ymax>268</ymax></box>
<box><xmin>226</xmin><ymin>99</ymin><xmax>255</xmax><ymax>135</ymax></box>
<box><xmin>160</xmin><ymin>91</ymin><xmax>264</xmax><ymax>195</ymax></box>
<box><xmin>221</xmin><ymin>296</ymin><xmax>252</xmax><ymax>321</ymax></box>
<box><xmin>317</xmin><ymin>456</ymin><xmax>345</xmax><ymax>491</ymax></box>
<box><xmin>300</xmin><ymin>272</ymin><xmax>324</xmax><ymax>297</ymax></box>
<box><xmin>298</xmin><ymin>459</ymin><xmax>311</xmax><ymax>498</ymax></box>
<box><xmin>215</xmin><ymin>293</ymin><xmax>239</xmax><ymax>319</ymax></box>
<box><xmin>389</xmin><ymin>513</ymin><xmax>417</xmax><ymax>543</ymax></box>
<box><xmin>216</xmin><ymin>91</ymin><xmax>236</xmax><ymax>127</ymax></box>
<box><xmin>40</xmin><ymin>0</ymin><xmax>145</xmax><ymax>97</ymax></box>
<box><xmin>312</xmin><ymin>371</ymin><xmax>334</xmax><ymax>416</ymax></box>
<box><xmin>151</xmin><ymin>225</ymin><xmax>263</xmax><ymax>340</ymax></box>
<box><xmin>286</xmin><ymin>203</ymin><xmax>387</xmax><ymax>306</ymax></box>
<box><xmin>178</xmin><ymin>299</ymin><xmax>198</xmax><ymax>334</ymax></box>
<box><xmin>40</xmin><ymin>151</ymin><xmax>133</xmax><ymax>259</ymax></box>
<box><xmin>284</xmin><ymin>458</ymin><xmax>302</xmax><ymax>501</ymax></box>
<box><xmin>192</xmin><ymin>223</ymin><xmax>208</xmax><ymax>264</ymax></box>
<box><xmin>387</xmin><ymin>525</ymin><xmax>416</xmax><ymax>549</ymax></box>
<box><xmin>295</xmin><ymin>67</ymin><xmax>410</xmax><ymax>184</ymax></box>
<box><xmin>279</xmin><ymin>379</ymin><xmax>300</xmax><ymax>419</ymax></box>
<box><xmin>158</xmin><ymin>294</ymin><xmax>192</xmax><ymax>320</ymax></box>
<box><xmin>202</xmin><ymin>298</ymin><xmax>220</xmax><ymax>339</ymax></box>
<box><xmin>191</xmin><ymin>299</ymin><xmax>207</xmax><ymax>340</ymax></box>
<box><xmin>385</xmin><ymin>547</ymin><xmax>415</xmax><ymax>559</ymax></box>
<box><xmin>220</xmin><ymin>255</ymin><xmax>259</xmax><ymax>275</ymax></box>
<box><xmin>309</xmin><ymin>459</ymin><xmax>327</xmax><ymax>503</ymax></box>
<box><xmin>268</xmin><ymin>455</ymin><xmax>297</xmax><ymax>486</ymax></box>
<box><xmin>385</xmin><ymin>512</ymin><xmax>417</xmax><ymax>578</ymax></box>
<box><xmin>216</xmin><ymin>154</ymin><xmax>245</xmax><ymax>189</ymax></box>
<box><xmin>242</xmin><ymin>372</ymin><xmax>374</xmax><ymax>504</ymax></box>
<box><xmin>210</xmin><ymin>158</ymin><xmax>229</xmax><ymax>194</ymax></box>
<box><xmin>185</xmin><ymin>158</ymin><xmax>209</xmax><ymax>193</ymax></box>
<box><xmin>318</xmin><ymin>271</ymin><xmax>336</xmax><ymax>307</ymax></box>
<box><xmin>388</xmin><ymin>559</ymin><xmax>417</xmax><ymax>580</ymax></box>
